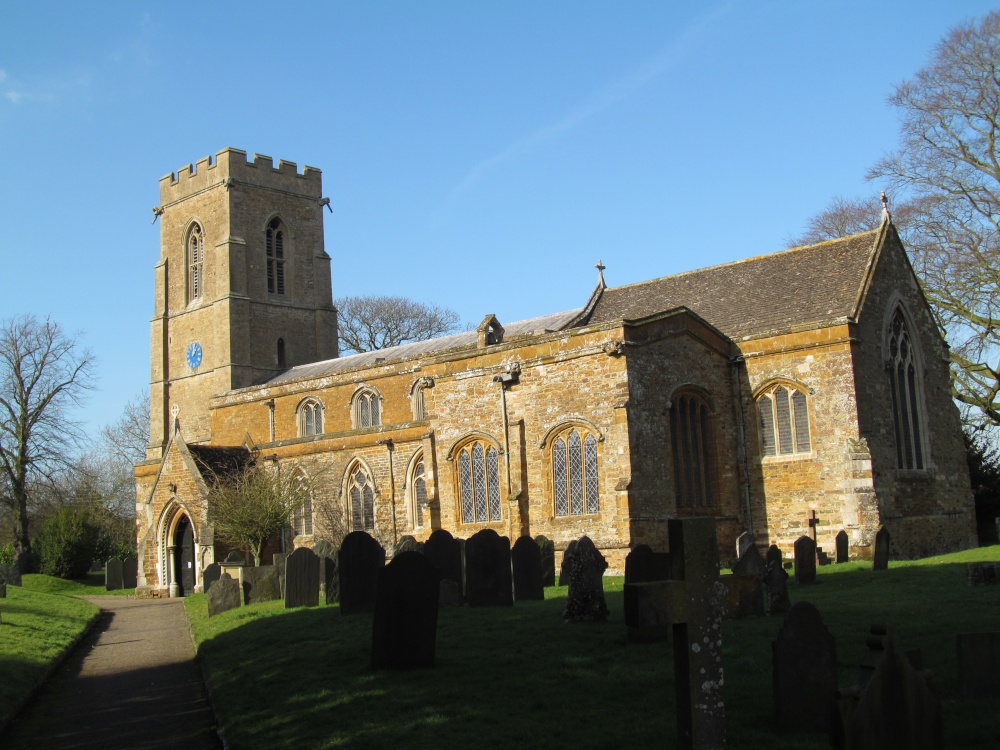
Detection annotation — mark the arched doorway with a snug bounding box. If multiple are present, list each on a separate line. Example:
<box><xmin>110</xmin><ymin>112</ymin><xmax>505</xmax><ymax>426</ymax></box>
<box><xmin>173</xmin><ymin>515</ymin><xmax>195</xmax><ymax>596</ymax></box>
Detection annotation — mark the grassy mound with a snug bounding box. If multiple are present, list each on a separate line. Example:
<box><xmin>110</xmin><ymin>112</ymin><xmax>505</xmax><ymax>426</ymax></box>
<box><xmin>19</xmin><ymin>572</ymin><xmax>135</xmax><ymax>597</ymax></box>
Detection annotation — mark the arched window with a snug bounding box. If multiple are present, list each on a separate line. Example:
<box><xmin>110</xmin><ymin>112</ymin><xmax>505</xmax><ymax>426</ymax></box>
<box><xmin>266</xmin><ymin>217</ymin><xmax>286</xmax><ymax>295</ymax></box>
<box><xmin>757</xmin><ymin>384</ymin><xmax>811</xmax><ymax>457</ymax></box>
<box><xmin>410</xmin><ymin>377</ymin><xmax>433</xmax><ymax>421</ymax></box>
<box><xmin>410</xmin><ymin>454</ymin><xmax>428</xmax><ymax>529</ymax></box>
<box><xmin>670</xmin><ymin>391</ymin><xmax>715</xmax><ymax>509</ymax></box>
<box><xmin>292</xmin><ymin>470</ymin><xmax>313</xmax><ymax>536</ymax></box>
<box><xmin>457</xmin><ymin>439</ymin><xmax>502</xmax><ymax>524</ymax></box>
<box><xmin>187</xmin><ymin>223</ymin><xmax>204</xmax><ymax>303</ymax></box>
<box><xmin>352</xmin><ymin>387</ymin><xmax>381</xmax><ymax>429</ymax></box>
<box><xmin>552</xmin><ymin>428</ymin><xmax>600</xmax><ymax>516</ymax></box>
<box><xmin>298</xmin><ymin>398</ymin><xmax>323</xmax><ymax>437</ymax></box>
<box><xmin>347</xmin><ymin>463</ymin><xmax>375</xmax><ymax>533</ymax></box>
<box><xmin>888</xmin><ymin>308</ymin><xmax>925</xmax><ymax>470</ymax></box>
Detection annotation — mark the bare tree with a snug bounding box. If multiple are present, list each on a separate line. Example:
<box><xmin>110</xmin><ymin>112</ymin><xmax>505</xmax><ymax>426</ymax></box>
<box><xmin>0</xmin><ymin>315</ymin><xmax>95</xmax><ymax>572</ymax></box>
<box><xmin>788</xmin><ymin>194</ymin><xmax>915</xmax><ymax>247</ymax></box>
<box><xmin>335</xmin><ymin>295</ymin><xmax>461</xmax><ymax>354</ymax></box>
<box><xmin>100</xmin><ymin>390</ymin><xmax>149</xmax><ymax>466</ymax></box>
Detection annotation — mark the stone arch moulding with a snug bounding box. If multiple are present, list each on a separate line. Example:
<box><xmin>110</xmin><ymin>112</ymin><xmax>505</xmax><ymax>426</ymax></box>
<box><xmin>537</xmin><ymin>417</ymin><xmax>606</xmax><ymax>449</ymax></box>
<box><xmin>156</xmin><ymin>497</ymin><xmax>204</xmax><ymax>592</ymax></box>
<box><xmin>445</xmin><ymin>431</ymin><xmax>504</xmax><ymax>462</ymax></box>
<box><xmin>261</xmin><ymin>211</ymin><xmax>295</xmax><ymax>240</ymax></box>
<box><xmin>666</xmin><ymin>382</ymin><xmax>717</xmax><ymax>412</ymax></box>
<box><xmin>879</xmin><ymin>295</ymin><xmax>928</xmax><ymax>366</ymax></box>
<box><xmin>751</xmin><ymin>376</ymin><xmax>814</xmax><ymax>400</ymax></box>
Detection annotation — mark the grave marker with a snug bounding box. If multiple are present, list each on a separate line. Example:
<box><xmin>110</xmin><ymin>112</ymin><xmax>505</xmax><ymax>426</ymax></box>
<box><xmin>563</xmin><ymin>536</ymin><xmax>609</xmax><ymax>622</ymax></box>
<box><xmin>793</xmin><ymin>536</ymin><xmax>817</xmax><ymax>584</ymax></box>
<box><xmin>243</xmin><ymin>565</ymin><xmax>281</xmax><ymax>604</ymax></box>
<box><xmin>535</xmin><ymin>534</ymin><xmax>556</xmax><ymax>587</ymax></box>
<box><xmin>202</xmin><ymin>563</ymin><xmax>221</xmax><ymax>593</ymax></box>
<box><xmin>424</xmin><ymin>529</ymin><xmax>463</xmax><ymax>597</ymax></box>
<box><xmin>511</xmin><ymin>535</ymin><xmax>544</xmax><ymax>601</ymax></box>
<box><xmin>393</xmin><ymin>535</ymin><xmax>423</xmax><ymax>556</ymax></box>
<box><xmin>735</xmin><ymin>531</ymin><xmax>754</xmax><ymax>560</ymax></box>
<box><xmin>623</xmin><ymin>544</ymin><xmax>672</xmax><ymax>642</ymax></box>
<box><xmin>284</xmin><ymin>547</ymin><xmax>320</xmax><ymax>608</ymax></box>
<box><xmin>464</xmin><ymin>528</ymin><xmax>513</xmax><ymax>607</ymax></box>
<box><xmin>207</xmin><ymin>573</ymin><xmax>242</xmax><ymax>617</ymax></box>
<box><xmin>105</xmin><ymin>558</ymin><xmax>124</xmax><ymax>590</ymax></box>
<box><xmin>772</xmin><ymin>602</ymin><xmax>837</xmax><ymax>733</ymax></box>
<box><xmin>338</xmin><ymin>531</ymin><xmax>386</xmax><ymax>615</ymax></box>
<box><xmin>764</xmin><ymin>561</ymin><xmax>791</xmax><ymax>614</ymax></box>
<box><xmin>871</xmin><ymin>526</ymin><xmax>890</xmax><ymax>571</ymax></box>
<box><xmin>371</xmin><ymin>551</ymin><xmax>441</xmax><ymax>669</ymax></box>
<box><xmin>835</xmin><ymin>530</ymin><xmax>849</xmax><ymax>564</ymax></box>
<box><xmin>558</xmin><ymin>539</ymin><xmax>578</xmax><ymax>586</ymax></box>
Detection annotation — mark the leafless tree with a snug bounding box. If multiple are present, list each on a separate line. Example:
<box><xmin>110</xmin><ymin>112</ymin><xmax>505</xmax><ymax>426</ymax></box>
<box><xmin>100</xmin><ymin>390</ymin><xmax>149</xmax><ymax>467</ymax></box>
<box><xmin>0</xmin><ymin>315</ymin><xmax>95</xmax><ymax>572</ymax></box>
<box><xmin>335</xmin><ymin>295</ymin><xmax>462</xmax><ymax>354</ymax></box>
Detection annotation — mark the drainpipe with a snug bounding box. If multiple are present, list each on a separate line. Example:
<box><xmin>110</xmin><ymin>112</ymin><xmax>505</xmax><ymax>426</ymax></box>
<box><xmin>492</xmin><ymin>363</ymin><xmax>520</xmax><ymax>538</ymax></box>
<box><xmin>730</xmin><ymin>355</ymin><xmax>754</xmax><ymax>534</ymax></box>
<box><xmin>379</xmin><ymin>438</ymin><xmax>398</xmax><ymax>547</ymax></box>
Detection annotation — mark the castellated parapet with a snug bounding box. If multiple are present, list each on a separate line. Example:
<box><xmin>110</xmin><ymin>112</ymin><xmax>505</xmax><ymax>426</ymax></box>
<box><xmin>159</xmin><ymin>147</ymin><xmax>322</xmax><ymax>206</ymax></box>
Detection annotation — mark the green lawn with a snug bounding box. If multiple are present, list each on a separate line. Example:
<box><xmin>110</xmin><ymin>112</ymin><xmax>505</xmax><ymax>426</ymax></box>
<box><xmin>18</xmin><ymin>572</ymin><xmax>136</xmax><ymax>597</ymax></box>
<box><xmin>187</xmin><ymin>547</ymin><xmax>1000</xmax><ymax>750</ymax></box>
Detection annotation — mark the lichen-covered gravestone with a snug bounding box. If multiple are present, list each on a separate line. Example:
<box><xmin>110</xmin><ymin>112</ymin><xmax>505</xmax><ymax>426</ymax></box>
<box><xmin>338</xmin><ymin>531</ymin><xmax>386</xmax><ymax>615</ymax></box>
<box><xmin>284</xmin><ymin>546</ymin><xmax>320</xmax><ymax>608</ymax></box>
<box><xmin>465</xmin><ymin>529</ymin><xmax>513</xmax><ymax>607</ymax></box>
<box><xmin>371</xmin><ymin>551</ymin><xmax>441</xmax><ymax>669</ymax></box>
<box><xmin>105</xmin><ymin>558</ymin><xmax>124</xmax><ymax>590</ymax></box>
<box><xmin>871</xmin><ymin>526</ymin><xmax>890</xmax><ymax>571</ymax></box>
<box><xmin>202</xmin><ymin>563</ymin><xmax>221</xmax><ymax>593</ymax></box>
<box><xmin>207</xmin><ymin>573</ymin><xmax>242</xmax><ymax>617</ymax></box>
<box><xmin>243</xmin><ymin>565</ymin><xmax>281</xmax><ymax>604</ymax></box>
<box><xmin>511</xmin><ymin>535</ymin><xmax>544</xmax><ymax>601</ymax></box>
<box><xmin>393</xmin><ymin>535</ymin><xmax>423</xmax><ymax>556</ymax></box>
<box><xmin>535</xmin><ymin>534</ymin><xmax>556</xmax><ymax>587</ymax></box>
<box><xmin>772</xmin><ymin>601</ymin><xmax>838</xmax><ymax>733</ymax></box>
<box><xmin>793</xmin><ymin>536</ymin><xmax>817</xmax><ymax>584</ymax></box>
<box><xmin>564</xmin><ymin>536</ymin><xmax>609</xmax><ymax>622</ymax></box>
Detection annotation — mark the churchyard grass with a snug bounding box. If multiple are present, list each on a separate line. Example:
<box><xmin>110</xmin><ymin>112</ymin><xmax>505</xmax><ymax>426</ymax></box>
<box><xmin>0</xmin><ymin>579</ymin><xmax>101</xmax><ymax>725</ymax></box>
<box><xmin>187</xmin><ymin>546</ymin><xmax>1000</xmax><ymax>750</ymax></box>
<box><xmin>19</xmin><ymin>572</ymin><xmax>135</xmax><ymax>597</ymax></box>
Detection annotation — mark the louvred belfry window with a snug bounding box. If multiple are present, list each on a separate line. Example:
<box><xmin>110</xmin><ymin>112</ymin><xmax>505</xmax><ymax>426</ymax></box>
<box><xmin>758</xmin><ymin>385</ymin><xmax>811</xmax><ymax>457</ymax></box>
<box><xmin>266</xmin><ymin>218</ymin><xmax>286</xmax><ymax>295</ymax></box>
<box><xmin>888</xmin><ymin>309</ymin><xmax>925</xmax><ymax>470</ymax></box>
<box><xmin>188</xmin><ymin>224</ymin><xmax>204</xmax><ymax>302</ymax></box>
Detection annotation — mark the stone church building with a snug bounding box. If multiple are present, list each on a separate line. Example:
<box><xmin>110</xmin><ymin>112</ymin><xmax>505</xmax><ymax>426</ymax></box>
<box><xmin>134</xmin><ymin>148</ymin><xmax>976</xmax><ymax>596</ymax></box>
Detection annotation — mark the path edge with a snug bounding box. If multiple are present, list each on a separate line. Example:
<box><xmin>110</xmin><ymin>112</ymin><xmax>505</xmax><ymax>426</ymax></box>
<box><xmin>184</xmin><ymin>599</ymin><xmax>230</xmax><ymax>750</ymax></box>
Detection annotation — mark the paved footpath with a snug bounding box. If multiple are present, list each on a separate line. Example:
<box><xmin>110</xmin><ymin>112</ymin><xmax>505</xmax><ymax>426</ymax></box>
<box><xmin>0</xmin><ymin>597</ymin><xmax>221</xmax><ymax>750</ymax></box>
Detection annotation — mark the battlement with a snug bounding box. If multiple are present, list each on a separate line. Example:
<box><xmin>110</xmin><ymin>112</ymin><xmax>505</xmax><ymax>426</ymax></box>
<box><xmin>159</xmin><ymin>147</ymin><xmax>322</xmax><ymax>204</ymax></box>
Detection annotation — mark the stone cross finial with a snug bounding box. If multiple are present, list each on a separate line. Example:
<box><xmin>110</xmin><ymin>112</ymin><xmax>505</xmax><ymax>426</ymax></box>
<box><xmin>880</xmin><ymin>191</ymin><xmax>892</xmax><ymax>223</ymax></box>
<box><xmin>171</xmin><ymin>404</ymin><xmax>180</xmax><ymax>418</ymax></box>
<box><xmin>595</xmin><ymin>259</ymin><xmax>606</xmax><ymax>288</ymax></box>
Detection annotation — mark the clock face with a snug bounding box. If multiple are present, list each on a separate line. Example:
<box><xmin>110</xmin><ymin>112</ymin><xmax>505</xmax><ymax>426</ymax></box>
<box><xmin>186</xmin><ymin>342</ymin><xmax>203</xmax><ymax>370</ymax></box>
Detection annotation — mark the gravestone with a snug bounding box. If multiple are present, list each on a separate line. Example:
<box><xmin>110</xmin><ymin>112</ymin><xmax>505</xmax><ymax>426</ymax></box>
<box><xmin>224</xmin><ymin>551</ymin><xmax>245</xmax><ymax>564</ymax></box>
<box><xmin>511</xmin><ymin>536</ymin><xmax>544</xmax><ymax>601</ymax></box>
<box><xmin>558</xmin><ymin>539</ymin><xmax>578</xmax><ymax>586</ymax></box>
<box><xmin>835</xmin><ymin>530</ymin><xmax>849</xmax><ymax>564</ymax></box>
<box><xmin>563</xmin><ymin>536</ymin><xmax>609</xmax><ymax>622</ymax></box>
<box><xmin>624</xmin><ymin>544</ymin><xmax>672</xmax><ymax>642</ymax></box>
<box><xmin>273</xmin><ymin>552</ymin><xmax>287</xmax><ymax>599</ymax></box>
<box><xmin>967</xmin><ymin>561</ymin><xmax>998</xmax><ymax>585</ymax></box>
<box><xmin>535</xmin><ymin>534</ymin><xmax>556</xmax><ymax>587</ymax></box>
<box><xmin>105</xmin><ymin>558</ymin><xmax>124</xmax><ymax>590</ymax></box>
<box><xmin>438</xmin><ymin>578</ymin><xmax>461</xmax><ymax>606</ymax></box>
<box><xmin>313</xmin><ymin>540</ymin><xmax>338</xmax><ymax>603</ymax></box>
<box><xmin>338</xmin><ymin>531</ymin><xmax>386</xmax><ymax>615</ymax></box>
<box><xmin>207</xmin><ymin>573</ymin><xmax>242</xmax><ymax>617</ymax></box>
<box><xmin>793</xmin><ymin>536</ymin><xmax>817</xmax><ymax>584</ymax></box>
<box><xmin>202</xmin><ymin>563</ymin><xmax>221</xmax><ymax>593</ymax></box>
<box><xmin>243</xmin><ymin>565</ymin><xmax>281</xmax><ymax>604</ymax></box>
<box><xmin>735</xmin><ymin>531</ymin><xmax>754</xmax><ymax>560</ymax></box>
<box><xmin>122</xmin><ymin>557</ymin><xmax>138</xmax><ymax>589</ymax></box>
<box><xmin>766</xmin><ymin>544</ymin><xmax>783</xmax><ymax>569</ymax></box>
<box><xmin>772</xmin><ymin>601</ymin><xmax>838</xmax><ymax>733</ymax></box>
<box><xmin>871</xmin><ymin>526</ymin><xmax>890</xmax><ymax>571</ymax></box>
<box><xmin>764</xmin><ymin>561</ymin><xmax>791</xmax><ymax>614</ymax></box>
<box><xmin>394</xmin><ymin>535</ymin><xmax>423</xmax><ymax>556</ymax></box>
<box><xmin>284</xmin><ymin>546</ymin><xmax>320</xmax><ymax>608</ymax></box>
<box><xmin>371</xmin><ymin>551</ymin><xmax>441</xmax><ymax>669</ymax></box>
<box><xmin>719</xmin><ymin>573</ymin><xmax>764</xmax><ymax>619</ymax></box>
<box><xmin>424</xmin><ymin>529</ymin><xmax>463</xmax><ymax>596</ymax></box>
<box><xmin>956</xmin><ymin>632</ymin><xmax>1000</xmax><ymax>698</ymax></box>
<box><xmin>732</xmin><ymin>542</ymin><xmax>766</xmax><ymax>579</ymax></box>
<box><xmin>464</xmin><ymin>529</ymin><xmax>513</xmax><ymax>607</ymax></box>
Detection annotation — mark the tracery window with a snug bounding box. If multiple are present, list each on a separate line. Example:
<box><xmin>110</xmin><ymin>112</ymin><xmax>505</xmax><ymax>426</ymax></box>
<box><xmin>187</xmin><ymin>223</ymin><xmax>204</xmax><ymax>303</ymax></box>
<box><xmin>757</xmin><ymin>384</ymin><xmax>811</xmax><ymax>457</ymax></box>
<box><xmin>298</xmin><ymin>398</ymin><xmax>323</xmax><ymax>437</ymax></box>
<box><xmin>887</xmin><ymin>308</ymin><xmax>925</xmax><ymax>470</ymax></box>
<box><xmin>292</xmin><ymin>471</ymin><xmax>313</xmax><ymax>536</ymax></box>
<box><xmin>410</xmin><ymin>455</ymin><xmax>428</xmax><ymax>528</ymax></box>
<box><xmin>347</xmin><ymin>463</ymin><xmax>375</xmax><ymax>533</ymax></box>
<box><xmin>352</xmin><ymin>387</ymin><xmax>381</xmax><ymax>429</ymax></box>
<box><xmin>552</xmin><ymin>428</ymin><xmax>600</xmax><ymax>516</ymax></box>
<box><xmin>457</xmin><ymin>439</ymin><xmax>502</xmax><ymax>524</ymax></box>
<box><xmin>266</xmin><ymin>217</ymin><xmax>286</xmax><ymax>295</ymax></box>
<box><xmin>670</xmin><ymin>391</ymin><xmax>715</xmax><ymax>509</ymax></box>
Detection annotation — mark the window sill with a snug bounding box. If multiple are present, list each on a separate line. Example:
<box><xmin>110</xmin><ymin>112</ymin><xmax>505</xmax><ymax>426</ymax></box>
<box><xmin>761</xmin><ymin>451</ymin><xmax>814</xmax><ymax>464</ymax></box>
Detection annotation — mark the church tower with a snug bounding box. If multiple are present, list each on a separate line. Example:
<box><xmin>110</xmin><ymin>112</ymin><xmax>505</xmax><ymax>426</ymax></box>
<box><xmin>148</xmin><ymin>148</ymin><xmax>338</xmax><ymax>457</ymax></box>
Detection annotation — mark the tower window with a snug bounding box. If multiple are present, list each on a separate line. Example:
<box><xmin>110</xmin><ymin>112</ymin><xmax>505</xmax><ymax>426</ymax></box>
<box><xmin>188</xmin><ymin>223</ymin><xmax>204</xmax><ymax>303</ymax></box>
<box><xmin>266</xmin><ymin>218</ymin><xmax>286</xmax><ymax>295</ymax></box>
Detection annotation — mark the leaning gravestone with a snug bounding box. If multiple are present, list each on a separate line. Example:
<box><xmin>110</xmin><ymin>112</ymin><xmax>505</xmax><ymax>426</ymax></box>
<box><xmin>558</xmin><ymin>539</ymin><xmax>578</xmax><ymax>586</ymax></box>
<box><xmin>835</xmin><ymin>530</ymin><xmax>849</xmax><ymax>563</ymax></box>
<box><xmin>733</xmin><ymin>542</ymin><xmax>766</xmax><ymax>579</ymax></box>
<box><xmin>105</xmin><ymin>558</ymin><xmax>124</xmax><ymax>591</ymax></box>
<box><xmin>394</xmin><ymin>535</ymin><xmax>423</xmax><ymax>556</ymax></box>
<box><xmin>956</xmin><ymin>632</ymin><xmax>1000</xmax><ymax>698</ymax></box>
<box><xmin>793</xmin><ymin>536</ymin><xmax>817</xmax><ymax>584</ymax></box>
<box><xmin>764</xmin><ymin>561</ymin><xmax>791</xmax><ymax>614</ymax></box>
<box><xmin>535</xmin><ymin>535</ymin><xmax>556</xmax><ymax>587</ymax></box>
<box><xmin>122</xmin><ymin>557</ymin><xmax>138</xmax><ymax>589</ymax></box>
<box><xmin>243</xmin><ymin>565</ymin><xmax>282</xmax><ymax>604</ymax></box>
<box><xmin>871</xmin><ymin>526</ymin><xmax>890</xmax><ymax>571</ymax></box>
<box><xmin>772</xmin><ymin>601</ymin><xmax>838</xmax><ymax>733</ymax></box>
<box><xmin>207</xmin><ymin>573</ymin><xmax>242</xmax><ymax>617</ymax></box>
<box><xmin>766</xmin><ymin>544</ymin><xmax>783</xmax><ymax>569</ymax></box>
<box><xmin>465</xmin><ymin>529</ymin><xmax>513</xmax><ymax>607</ymax></box>
<box><xmin>284</xmin><ymin>547</ymin><xmax>320</xmax><ymax>608</ymax></box>
<box><xmin>511</xmin><ymin>536</ymin><xmax>544</xmax><ymax>601</ymax></box>
<box><xmin>424</xmin><ymin>529</ymin><xmax>463</xmax><ymax>596</ymax></box>
<box><xmin>564</xmin><ymin>536</ymin><xmax>609</xmax><ymax>622</ymax></box>
<box><xmin>202</xmin><ymin>563</ymin><xmax>221</xmax><ymax>593</ymax></box>
<box><xmin>371</xmin><ymin>551</ymin><xmax>441</xmax><ymax>669</ymax></box>
<box><xmin>339</xmin><ymin>531</ymin><xmax>386</xmax><ymax>615</ymax></box>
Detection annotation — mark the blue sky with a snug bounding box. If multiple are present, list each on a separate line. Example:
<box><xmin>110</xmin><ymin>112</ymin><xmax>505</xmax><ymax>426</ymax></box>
<box><xmin>1</xmin><ymin>1</ymin><xmax>996</xmax><ymax>439</ymax></box>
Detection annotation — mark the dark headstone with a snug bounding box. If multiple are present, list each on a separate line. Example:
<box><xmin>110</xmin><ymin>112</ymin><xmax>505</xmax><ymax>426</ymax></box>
<box><xmin>558</xmin><ymin>539</ymin><xmax>578</xmax><ymax>586</ymax></box>
<box><xmin>835</xmin><ymin>530</ymin><xmax>849</xmax><ymax>564</ymax></box>
<box><xmin>535</xmin><ymin>534</ymin><xmax>556</xmax><ymax>587</ymax></box>
<box><xmin>338</xmin><ymin>531</ymin><xmax>386</xmax><ymax>615</ymax></box>
<box><xmin>956</xmin><ymin>632</ymin><xmax>1000</xmax><ymax>698</ymax></box>
<box><xmin>243</xmin><ymin>565</ymin><xmax>282</xmax><ymax>604</ymax></box>
<box><xmin>371</xmin><ymin>551</ymin><xmax>441</xmax><ymax>669</ymax></box>
<box><xmin>438</xmin><ymin>578</ymin><xmax>461</xmax><ymax>606</ymax></box>
<box><xmin>105</xmin><ymin>558</ymin><xmax>124</xmax><ymax>590</ymax></box>
<box><xmin>202</xmin><ymin>563</ymin><xmax>221</xmax><ymax>593</ymax></box>
<box><xmin>122</xmin><ymin>557</ymin><xmax>138</xmax><ymax>589</ymax></box>
<box><xmin>967</xmin><ymin>561</ymin><xmax>998</xmax><ymax>585</ymax></box>
<box><xmin>624</xmin><ymin>544</ymin><xmax>672</xmax><ymax>642</ymax></box>
<box><xmin>393</xmin><ymin>535</ymin><xmax>423</xmax><ymax>556</ymax></box>
<box><xmin>511</xmin><ymin>536</ymin><xmax>544</xmax><ymax>601</ymax></box>
<box><xmin>625</xmin><ymin>544</ymin><xmax>671</xmax><ymax>584</ymax></box>
<box><xmin>719</xmin><ymin>573</ymin><xmax>764</xmax><ymax>618</ymax></box>
<box><xmin>284</xmin><ymin>546</ymin><xmax>320</xmax><ymax>608</ymax></box>
<box><xmin>764</xmin><ymin>561</ymin><xmax>791</xmax><ymax>614</ymax></box>
<box><xmin>465</xmin><ymin>529</ymin><xmax>513</xmax><ymax>607</ymax></box>
<box><xmin>871</xmin><ymin>526</ymin><xmax>890</xmax><ymax>571</ymax></box>
<box><xmin>766</xmin><ymin>544</ymin><xmax>783</xmax><ymax>568</ymax></box>
<box><xmin>424</xmin><ymin>529</ymin><xmax>463</xmax><ymax>595</ymax></box>
<box><xmin>772</xmin><ymin>601</ymin><xmax>837</xmax><ymax>733</ymax></box>
<box><xmin>207</xmin><ymin>573</ymin><xmax>242</xmax><ymax>617</ymax></box>
<box><xmin>732</xmin><ymin>543</ymin><xmax>766</xmax><ymax>579</ymax></box>
<box><xmin>735</xmin><ymin>531</ymin><xmax>754</xmax><ymax>560</ymax></box>
<box><xmin>793</xmin><ymin>536</ymin><xmax>817</xmax><ymax>584</ymax></box>
<box><xmin>564</xmin><ymin>536</ymin><xmax>609</xmax><ymax>622</ymax></box>
<box><xmin>224</xmin><ymin>551</ymin><xmax>246</xmax><ymax>564</ymax></box>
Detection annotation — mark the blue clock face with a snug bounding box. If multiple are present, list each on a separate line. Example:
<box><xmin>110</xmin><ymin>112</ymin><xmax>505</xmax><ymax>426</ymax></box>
<box><xmin>186</xmin><ymin>342</ymin><xmax>203</xmax><ymax>369</ymax></box>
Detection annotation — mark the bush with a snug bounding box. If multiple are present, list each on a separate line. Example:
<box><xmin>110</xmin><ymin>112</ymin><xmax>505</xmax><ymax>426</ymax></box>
<box><xmin>34</xmin><ymin>506</ymin><xmax>103</xmax><ymax>579</ymax></box>
<box><xmin>0</xmin><ymin>542</ymin><xmax>14</xmax><ymax>566</ymax></box>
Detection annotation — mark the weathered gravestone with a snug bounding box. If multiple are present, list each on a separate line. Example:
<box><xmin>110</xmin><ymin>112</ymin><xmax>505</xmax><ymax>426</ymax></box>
<box><xmin>207</xmin><ymin>573</ymin><xmax>242</xmax><ymax>617</ymax></box>
<box><xmin>732</xmin><ymin>542</ymin><xmax>766</xmax><ymax>579</ymax></box>
<box><xmin>105</xmin><ymin>558</ymin><xmax>124</xmax><ymax>590</ymax></box>
<box><xmin>313</xmin><ymin>540</ymin><xmax>338</xmax><ymax>604</ymax></box>
<box><xmin>558</xmin><ymin>539</ymin><xmax>578</xmax><ymax>586</ymax></box>
<box><xmin>371</xmin><ymin>551</ymin><xmax>441</xmax><ymax>669</ymax></box>
<box><xmin>465</xmin><ymin>529</ymin><xmax>513</xmax><ymax>607</ymax></box>
<box><xmin>871</xmin><ymin>526</ymin><xmax>890</xmax><ymax>571</ymax></box>
<box><xmin>338</xmin><ymin>531</ymin><xmax>386</xmax><ymax>615</ymax></box>
<box><xmin>623</xmin><ymin>518</ymin><xmax>725</xmax><ymax>749</ymax></box>
<box><xmin>394</xmin><ymin>535</ymin><xmax>423</xmax><ymax>556</ymax></box>
<box><xmin>794</xmin><ymin>536</ymin><xmax>817</xmax><ymax>584</ymax></box>
<box><xmin>766</xmin><ymin>544</ymin><xmax>783</xmax><ymax>569</ymax></box>
<box><xmin>563</xmin><ymin>536</ymin><xmax>609</xmax><ymax>622</ymax></box>
<box><xmin>202</xmin><ymin>562</ymin><xmax>221</xmax><ymax>593</ymax></box>
<box><xmin>735</xmin><ymin>531</ymin><xmax>755</xmax><ymax>560</ymax></box>
<box><xmin>243</xmin><ymin>565</ymin><xmax>281</xmax><ymax>604</ymax></box>
<box><xmin>122</xmin><ymin>557</ymin><xmax>138</xmax><ymax>589</ymax></box>
<box><xmin>511</xmin><ymin>536</ymin><xmax>544</xmax><ymax>601</ymax></box>
<box><xmin>835</xmin><ymin>530</ymin><xmax>849</xmax><ymax>563</ymax></box>
<box><xmin>272</xmin><ymin>552</ymin><xmax>287</xmax><ymax>598</ymax></box>
<box><xmin>772</xmin><ymin>601</ymin><xmax>837</xmax><ymax>733</ymax></box>
<box><xmin>967</xmin><ymin>561</ymin><xmax>998</xmax><ymax>585</ymax></box>
<box><xmin>313</xmin><ymin>539</ymin><xmax>337</xmax><ymax>558</ymax></box>
<box><xmin>956</xmin><ymin>632</ymin><xmax>1000</xmax><ymax>698</ymax></box>
<box><xmin>719</xmin><ymin>573</ymin><xmax>764</xmax><ymax>619</ymax></box>
<box><xmin>424</xmin><ymin>529</ymin><xmax>463</xmax><ymax>591</ymax></box>
<box><xmin>284</xmin><ymin>547</ymin><xmax>320</xmax><ymax>608</ymax></box>
<box><xmin>224</xmin><ymin>551</ymin><xmax>245</xmax><ymax>564</ymax></box>
<box><xmin>764</xmin><ymin>561</ymin><xmax>791</xmax><ymax>614</ymax></box>
<box><xmin>535</xmin><ymin>534</ymin><xmax>556</xmax><ymax>587</ymax></box>
<box><xmin>623</xmin><ymin>544</ymin><xmax>672</xmax><ymax>642</ymax></box>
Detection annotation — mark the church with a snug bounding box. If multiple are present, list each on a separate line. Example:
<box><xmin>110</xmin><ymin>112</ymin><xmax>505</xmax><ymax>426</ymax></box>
<box><xmin>134</xmin><ymin>148</ymin><xmax>976</xmax><ymax>596</ymax></box>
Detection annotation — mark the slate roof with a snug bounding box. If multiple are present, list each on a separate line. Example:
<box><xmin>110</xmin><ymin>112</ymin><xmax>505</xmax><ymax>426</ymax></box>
<box><xmin>188</xmin><ymin>444</ymin><xmax>253</xmax><ymax>483</ymax></box>
<box><xmin>585</xmin><ymin>230</ymin><xmax>881</xmax><ymax>340</ymax></box>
